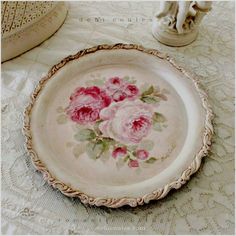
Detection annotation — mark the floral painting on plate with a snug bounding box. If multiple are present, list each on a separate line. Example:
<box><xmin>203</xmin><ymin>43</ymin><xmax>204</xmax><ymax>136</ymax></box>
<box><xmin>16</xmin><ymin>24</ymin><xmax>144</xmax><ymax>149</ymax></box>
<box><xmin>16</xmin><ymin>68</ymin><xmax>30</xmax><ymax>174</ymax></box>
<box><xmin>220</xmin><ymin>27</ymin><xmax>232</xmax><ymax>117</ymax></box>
<box><xmin>56</xmin><ymin>76</ymin><xmax>169</xmax><ymax>169</ymax></box>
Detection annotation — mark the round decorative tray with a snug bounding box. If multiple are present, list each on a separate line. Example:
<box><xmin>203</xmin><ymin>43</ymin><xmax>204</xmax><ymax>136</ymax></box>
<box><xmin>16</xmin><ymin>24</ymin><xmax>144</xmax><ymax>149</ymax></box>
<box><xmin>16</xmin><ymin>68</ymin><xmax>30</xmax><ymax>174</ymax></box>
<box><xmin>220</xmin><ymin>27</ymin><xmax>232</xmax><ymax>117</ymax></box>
<box><xmin>23</xmin><ymin>44</ymin><xmax>213</xmax><ymax>208</ymax></box>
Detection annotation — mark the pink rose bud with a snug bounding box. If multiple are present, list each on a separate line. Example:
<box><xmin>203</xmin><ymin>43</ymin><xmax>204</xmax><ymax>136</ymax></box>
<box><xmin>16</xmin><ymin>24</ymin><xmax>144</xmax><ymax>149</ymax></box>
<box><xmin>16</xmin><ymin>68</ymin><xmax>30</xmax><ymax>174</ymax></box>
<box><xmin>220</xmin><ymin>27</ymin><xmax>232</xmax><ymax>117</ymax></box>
<box><xmin>124</xmin><ymin>84</ymin><xmax>139</xmax><ymax>98</ymax></box>
<box><xmin>105</xmin><ymin>77</ymin><xmax>139</xmax><ymax>103</ymax></box>
<box><xmin>128</xmin><ymin>160</ymin><xmax>139</xmax><ymax>168</ymax></box>
<box><xmin>109</xmin><ymin>77</ymin><xmax>122</xmax><ymax>85</ymax></box>
<box><xmin>105</xmin><ymin>77</ymin><xmax>124</xmax><ymax>93</ymax></box>
<box><xmin>112</xmin><ymin>147</ymin><xmax>127</xmax><ymax>158</ymax></box>
<box><xmin>112</xmin><ymin>90</ymin><xmax>127</xmax><ymax>102</ymax></box>
<box><xmin>136</xmin><ymin>149</ymin><xmax>149</xmax><ymax>160</ymax></box>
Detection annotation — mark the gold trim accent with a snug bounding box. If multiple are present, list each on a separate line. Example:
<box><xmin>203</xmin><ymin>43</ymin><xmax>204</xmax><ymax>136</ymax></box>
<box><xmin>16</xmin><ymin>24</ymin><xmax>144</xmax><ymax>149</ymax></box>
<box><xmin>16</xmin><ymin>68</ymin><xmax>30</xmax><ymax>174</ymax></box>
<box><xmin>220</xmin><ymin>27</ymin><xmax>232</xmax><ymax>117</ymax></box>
<box><xmin>22</xmin><ymin>44</ymin><xmax>214</xmax><ymax>208</ymax></box>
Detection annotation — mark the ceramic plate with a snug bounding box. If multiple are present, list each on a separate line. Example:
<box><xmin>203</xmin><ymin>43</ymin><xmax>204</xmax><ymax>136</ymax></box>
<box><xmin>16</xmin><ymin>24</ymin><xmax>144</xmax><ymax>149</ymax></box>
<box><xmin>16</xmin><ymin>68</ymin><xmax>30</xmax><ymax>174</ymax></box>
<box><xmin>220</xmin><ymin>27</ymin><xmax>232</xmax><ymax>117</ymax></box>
<box><xmin>23</xmin><ymin>44</ymin><xmax>213</xmax><ymax>208</ymax></box>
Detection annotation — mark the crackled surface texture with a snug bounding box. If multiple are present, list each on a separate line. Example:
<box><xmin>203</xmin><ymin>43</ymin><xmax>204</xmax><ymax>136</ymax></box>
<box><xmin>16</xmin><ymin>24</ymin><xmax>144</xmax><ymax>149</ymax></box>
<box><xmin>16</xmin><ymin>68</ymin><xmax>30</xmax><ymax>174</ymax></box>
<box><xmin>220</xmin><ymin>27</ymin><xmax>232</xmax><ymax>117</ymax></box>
<box><xmin>1</xmin><ymin>1</ymin><xmax>235</xmax><ymax>235</ymax></box>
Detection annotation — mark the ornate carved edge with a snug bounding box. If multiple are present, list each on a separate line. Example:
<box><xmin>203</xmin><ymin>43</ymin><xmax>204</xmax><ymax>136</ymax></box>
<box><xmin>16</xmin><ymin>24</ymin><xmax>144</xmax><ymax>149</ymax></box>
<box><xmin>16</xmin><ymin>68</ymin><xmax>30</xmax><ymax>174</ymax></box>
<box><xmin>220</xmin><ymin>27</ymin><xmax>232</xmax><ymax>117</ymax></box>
<box><xmin>22</xmin><ymin>44</ymin><xmax>214</xmax><ymax>208</ymax></box>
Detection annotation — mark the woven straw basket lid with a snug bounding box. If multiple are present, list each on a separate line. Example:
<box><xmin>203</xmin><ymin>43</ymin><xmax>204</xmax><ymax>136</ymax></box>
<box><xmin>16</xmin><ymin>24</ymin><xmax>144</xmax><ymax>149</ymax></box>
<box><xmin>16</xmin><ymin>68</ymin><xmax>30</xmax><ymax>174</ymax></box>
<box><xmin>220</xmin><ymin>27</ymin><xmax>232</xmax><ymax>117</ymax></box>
<box><xmin>1</xmin><ymin>1</ymin><xmax>68</xmax><ymax>62</ymax></box>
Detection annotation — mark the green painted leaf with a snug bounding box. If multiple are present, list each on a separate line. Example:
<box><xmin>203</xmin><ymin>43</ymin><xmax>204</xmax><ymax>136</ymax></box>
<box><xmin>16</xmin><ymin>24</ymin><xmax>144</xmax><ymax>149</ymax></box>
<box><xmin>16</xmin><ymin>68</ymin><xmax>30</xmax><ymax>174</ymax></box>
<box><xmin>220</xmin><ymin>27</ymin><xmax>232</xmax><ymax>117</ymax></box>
<box><xmin>145</xmin><ymin>157</ymin><xmax>157</xmax><ymax>164</ymax></box>
<box><xmin>139</xmin><ymin>140</ymin><xmax>154</xmax><ymax>151</ymax></box>
<box><xmin>141</xmin><ymin>86</ymin><xmax>154</xmax><ymax>96</ymax></box>
<box><xmin>140</xmin><ymin>96</ymin><xmax>159</xmax><ymax>104</ymax></box>
<box><xmin>74</xmin><ymin>129</ymin><xmax>96</xmax><ymax>141</ymax></box>
<box><xmin>72</xmin><ymin>144</ymin><xmax>86</xmax><ymax>158</ymax></box>
<box><xmin>102</xmin><ymin>140</ymin><xmax>111</xmax><ymax>152</ymax></box>
<box><xmin>74</xmin><ymin>123</ymin><xmax>85</xmax><ymax>132</ymax></box>
<box><xmin>86</xmin><ymin>141</ymin><xmax>106</xmax><ymax>159</ymax></box>
<box><xmin>56</xmin><ymin>114</ymin><xmax>68</xmax><ymax>124</ymax></box>
<box><xmin>129</xmin><ymin>79</ymin><xmax>136</xmax><ymax>84</ymax></box>
<box><xmin>116</xmin><ymin>158</ymin><xmax>125</xmax><ymax>169</ymax></box>
<box><xmin>123</xmin><ymin>155</ymin><xmax>130</xmax><ymax>163</ymax></box>
<box><xmin>102</xmin><ymin>137</ymin><xmax>115</xmax><ymax>145</ymax></box>
<box><xmin>123</xmin><ymin>76</ymin><xmax>136</xmax><ymax>84</ymax></box>
<box><xmin>86</xmin><ymin>142</ymin><xmax>97</xmax><ymax>160</ymax></box>
<box><xmin>129</xmin><ymin>153</ymin><xmax>136</xmax><ymax>161</ymax></box>
<box><xmin>123</xmin><ymin>76</ymin><xmax>130</xmax><ymax>80</ymax></box>
<box><xmin>100</xmin><ymin>151</ymin><xmax>110</xmax><ymax>163</ymax></box>
<box><xmin>56</xmin><ymin>106</ymin><xmax>65</xmax><ymax>113</ymax></box>
<box><xmin>94</xmin><ymin>120</ymin><xmax>103</xmax><ymax>134</ymax></box>
<box><xmin>85</xmin><ymin>78</ymin><xmax>105</xmax><ymax>86</ymax></box>
<box><xmin>153</xmin><ymin>123</ymin><xmax>162</xmax><ymax>131</ymax></box>
<box><xmin>140</xmin><ymin>83</ymin><xmax>150</xmax><ymax>93</ymax></box>
<box><xmin>154</xmin><ymin>93</ymin><xmax>168</xmax><ymax>101</ymax></box>
<box><xmin>95</xmin><ymin>120</ymin><xmax>103</xmax><ymax>125</ymax></box>
<box><xmin>139</xmin><ymin>162</ymin><xmax>150</xmax><ymax>168</ymax></box>
<box><xmin>128</xmin><ymin>145</ymin><xmax>138</xmax><ymax>151</ymax></box>
<box><xmin>152</xmin><ymin>112</ymin><xmax>166</xmax><ymax>123</ymax></box>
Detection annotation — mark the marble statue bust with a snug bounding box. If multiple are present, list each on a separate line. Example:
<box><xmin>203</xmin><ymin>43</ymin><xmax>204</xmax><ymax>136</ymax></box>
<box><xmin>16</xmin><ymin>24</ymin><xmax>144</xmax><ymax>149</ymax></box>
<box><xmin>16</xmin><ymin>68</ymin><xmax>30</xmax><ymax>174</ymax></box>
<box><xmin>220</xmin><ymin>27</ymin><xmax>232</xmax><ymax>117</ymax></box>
<box><xmin>152</xmin><ymin>1</ymin><xmax>213</xmax><ymax>46</ymax></box>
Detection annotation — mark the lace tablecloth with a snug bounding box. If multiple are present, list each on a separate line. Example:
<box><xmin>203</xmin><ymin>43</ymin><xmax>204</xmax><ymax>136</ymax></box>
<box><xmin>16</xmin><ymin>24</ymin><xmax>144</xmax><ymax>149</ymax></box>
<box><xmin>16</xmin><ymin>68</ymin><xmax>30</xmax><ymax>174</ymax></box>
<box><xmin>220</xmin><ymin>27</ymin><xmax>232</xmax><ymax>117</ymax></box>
<box><xmin>1</xmin><ymin>1</ymin><xmax>235</xmax><ymax>235</ymax></box>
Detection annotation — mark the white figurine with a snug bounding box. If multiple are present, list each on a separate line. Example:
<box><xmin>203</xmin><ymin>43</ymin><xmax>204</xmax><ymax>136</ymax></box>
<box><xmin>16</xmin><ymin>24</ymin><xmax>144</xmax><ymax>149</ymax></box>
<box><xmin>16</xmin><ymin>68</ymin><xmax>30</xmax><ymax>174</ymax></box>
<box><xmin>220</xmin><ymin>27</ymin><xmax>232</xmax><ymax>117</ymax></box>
<box><xmin>152</xmin><ymin>1</ymin><xmax>212</xmax><ymax>46</ymax></box>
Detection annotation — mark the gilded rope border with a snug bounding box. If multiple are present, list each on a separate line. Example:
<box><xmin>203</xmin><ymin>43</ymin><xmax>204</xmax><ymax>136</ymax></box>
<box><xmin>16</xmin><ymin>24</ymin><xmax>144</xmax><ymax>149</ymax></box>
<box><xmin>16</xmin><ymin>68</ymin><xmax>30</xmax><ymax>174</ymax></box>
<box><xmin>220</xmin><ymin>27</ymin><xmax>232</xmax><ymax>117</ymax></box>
<box><xmin>22</xmin><ymin>44</ymin><xmax>214</xmax><ymax>208</ymax></box>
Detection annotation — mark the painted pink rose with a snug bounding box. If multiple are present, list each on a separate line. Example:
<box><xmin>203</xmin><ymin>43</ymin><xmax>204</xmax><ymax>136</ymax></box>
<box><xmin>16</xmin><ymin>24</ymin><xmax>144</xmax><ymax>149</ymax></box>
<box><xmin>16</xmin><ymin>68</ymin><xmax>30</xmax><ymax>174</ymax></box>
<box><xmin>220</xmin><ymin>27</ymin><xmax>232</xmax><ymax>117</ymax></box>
<box><xmin>105</xmin><ymin>77</ymin><xmax>124</xmax><ymax>92</ymax></box>
<box><xmin>112</xmin><ymin>147</ymin><xmax>127</xmax><ymax>158</ymax></box>
<box><xmin>112</xmin><ymin>90</ymin><xmax>127</xmax><ymax>102</ymax></box>
<box><xmin>136</xmin><ymin>149</ymin><xmax>149</xmax><ymax>160</ymax></box>
<box><xmin>128</xmin><ymin>160</ymin><xmax>139</xmax><ymax>168</ymax></box>
<box><xmin>124</xmin><ymin>84</ymin><xmax>139</xmax><ymax>98</ymax></box>
<box><xmin>105</xmin><ymin>77</ymin><xmax>139</xmax><ymax>102</ymax></box>
<box><xmin>99</xmin><ymin>100</ymin><xmax>153</xmax><ymax>144</ymax></box>
<box><xmin>66</xmin><ymin>86</ymin><xmax>111</xmax><ymax>124</ymax></box>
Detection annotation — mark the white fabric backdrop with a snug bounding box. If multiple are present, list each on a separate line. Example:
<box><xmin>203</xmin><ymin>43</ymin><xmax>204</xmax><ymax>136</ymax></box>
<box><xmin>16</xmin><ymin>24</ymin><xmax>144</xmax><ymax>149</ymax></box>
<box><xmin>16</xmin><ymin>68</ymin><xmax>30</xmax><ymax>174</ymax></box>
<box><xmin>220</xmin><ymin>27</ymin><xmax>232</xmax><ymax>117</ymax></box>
<box><xmin>1</xmin><ymin>1</ymin><xmax>235</xmax><ymax>235</ymax></box>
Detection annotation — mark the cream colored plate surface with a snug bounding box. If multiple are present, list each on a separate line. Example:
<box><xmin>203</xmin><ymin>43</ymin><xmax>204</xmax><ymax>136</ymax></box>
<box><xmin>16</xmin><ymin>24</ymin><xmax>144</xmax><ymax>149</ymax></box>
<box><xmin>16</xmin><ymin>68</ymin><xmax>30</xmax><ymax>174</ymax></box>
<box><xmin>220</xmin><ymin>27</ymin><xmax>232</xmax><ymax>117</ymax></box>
<box><xmin>23</xmin><ymin>44</ymin><xmax>213</xmax><ymax>208</ymax></box>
